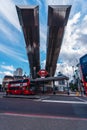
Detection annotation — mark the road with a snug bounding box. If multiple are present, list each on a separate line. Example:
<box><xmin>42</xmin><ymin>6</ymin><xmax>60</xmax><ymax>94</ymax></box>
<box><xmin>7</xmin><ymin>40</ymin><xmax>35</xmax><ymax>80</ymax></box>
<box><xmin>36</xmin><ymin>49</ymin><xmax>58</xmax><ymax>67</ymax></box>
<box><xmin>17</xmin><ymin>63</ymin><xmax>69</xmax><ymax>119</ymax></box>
<box><xmin>0</xmin><ymin>94</ymin><xmax>87</xmax><ymax>130</ymax></box>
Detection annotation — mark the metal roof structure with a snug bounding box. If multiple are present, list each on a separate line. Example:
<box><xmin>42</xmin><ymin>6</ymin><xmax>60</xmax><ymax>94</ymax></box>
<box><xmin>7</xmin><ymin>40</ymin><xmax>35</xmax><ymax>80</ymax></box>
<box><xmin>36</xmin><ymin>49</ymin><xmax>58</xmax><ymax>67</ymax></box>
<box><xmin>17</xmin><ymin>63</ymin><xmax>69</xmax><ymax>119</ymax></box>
<box><xmin>16</xmin><ymin>5</ymin><xmax>40</xmax><ymax>79</ymax></box>
<box><xmin>45</xmin><ymin>5</ymin><xmax>71</xmax><ymax>77</ymax></box>
<box><xmin>16</xmin><ymin>5</ymin><xmax>71</xmax><ymax>78</ymax></box>
<box><xmin>30</xmin><ymin>75</ymin><xmax>69</xmax><ymax>82</ymax></box>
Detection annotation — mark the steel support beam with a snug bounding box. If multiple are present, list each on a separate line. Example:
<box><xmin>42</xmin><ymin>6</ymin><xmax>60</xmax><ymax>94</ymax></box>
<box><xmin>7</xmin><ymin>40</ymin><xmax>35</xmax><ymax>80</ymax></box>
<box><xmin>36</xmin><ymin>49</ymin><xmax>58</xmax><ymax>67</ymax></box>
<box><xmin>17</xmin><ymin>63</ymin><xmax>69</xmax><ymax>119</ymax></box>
<box><xmin>16</xmin><ymin>5</ymin><xmax>40</xmax><ymax>78</ymax></box>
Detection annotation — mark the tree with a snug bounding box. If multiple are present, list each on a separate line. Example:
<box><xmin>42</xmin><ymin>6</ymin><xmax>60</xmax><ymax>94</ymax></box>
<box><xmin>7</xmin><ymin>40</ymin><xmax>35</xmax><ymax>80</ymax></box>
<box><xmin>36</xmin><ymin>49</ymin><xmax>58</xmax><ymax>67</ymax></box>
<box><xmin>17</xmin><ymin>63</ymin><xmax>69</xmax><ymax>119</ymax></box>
<box><xmin>69</xmin><ymin>82</ymin><xmax>78</xmax><ymax>91</ymax></box>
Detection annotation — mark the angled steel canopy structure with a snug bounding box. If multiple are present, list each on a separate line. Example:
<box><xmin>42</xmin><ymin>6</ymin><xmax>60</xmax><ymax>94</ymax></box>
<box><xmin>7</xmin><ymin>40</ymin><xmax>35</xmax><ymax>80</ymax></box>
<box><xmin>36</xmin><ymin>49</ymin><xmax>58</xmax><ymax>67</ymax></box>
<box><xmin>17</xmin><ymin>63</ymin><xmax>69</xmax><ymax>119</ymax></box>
<box><xmin>31</xmin><ymin>75</ymin><xmax>69</xmax><ymax>82</ymax></box>
<box><xmin>16</xmin><ymin>5</ymin><xmax>40</xmax><ymax>78</ymax></box>
<box><xmin>45</xmin><ymin>5</ymin><xmax>71</xmax><ymax>77</ymax></box>
<box><xmin>16</xmin><ymin>5</ymin><xmax>71</xmax><ymax>79</ymax></box>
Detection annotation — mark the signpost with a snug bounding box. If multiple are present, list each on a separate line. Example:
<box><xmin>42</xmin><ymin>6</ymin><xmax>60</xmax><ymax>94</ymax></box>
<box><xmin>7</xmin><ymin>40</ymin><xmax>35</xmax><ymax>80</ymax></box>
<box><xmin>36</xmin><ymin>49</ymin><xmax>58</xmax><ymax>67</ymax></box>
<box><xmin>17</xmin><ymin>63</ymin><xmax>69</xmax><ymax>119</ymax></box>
<box><xmin>37</xmin><ymin>69</ymin><xmax>48</xmax><ymax>93</ymax></box>
<box><xmin>37</xmin><ymin>69</ymin><xmax>48</xmax><ymax>78</ymax></box>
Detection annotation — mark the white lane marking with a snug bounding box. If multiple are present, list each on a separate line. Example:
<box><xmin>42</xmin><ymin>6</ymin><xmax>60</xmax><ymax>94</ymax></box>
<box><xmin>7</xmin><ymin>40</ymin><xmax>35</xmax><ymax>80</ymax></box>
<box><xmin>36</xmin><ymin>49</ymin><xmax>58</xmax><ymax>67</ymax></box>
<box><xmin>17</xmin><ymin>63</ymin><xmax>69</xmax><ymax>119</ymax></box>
<box><xmin>0</xmin><ymin>112</ymin><xmax>87</xmax><ymax>121</ymax></box>
<box><xmin>42</xmin><ymin>100</ymin><xmax>87</xmax><ymax>104</ymax></box>
<box><xmin>75</xmin><ymin>97</ymin><xmax>87</xmax><ymax>102</ymax></box>
<box><xmin>34</xmin><ymin>96</ymin><xmax>50</xmax><ymax>101</ymax></box>
<box><xmin>40</xmin><ymin>96</ymin><xmax>50</xmax><ymax>100</ymax></box>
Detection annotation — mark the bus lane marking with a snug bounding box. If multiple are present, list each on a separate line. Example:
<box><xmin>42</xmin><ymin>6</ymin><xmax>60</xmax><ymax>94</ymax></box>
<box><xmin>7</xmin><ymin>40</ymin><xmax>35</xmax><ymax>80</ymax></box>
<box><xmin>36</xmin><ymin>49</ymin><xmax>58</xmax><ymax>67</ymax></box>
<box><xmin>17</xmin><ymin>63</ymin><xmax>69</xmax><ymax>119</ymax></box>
<box><xmin>0</xmin><ymin>112</ymin><xmax>87</xmax><ymax>121</ymax></box>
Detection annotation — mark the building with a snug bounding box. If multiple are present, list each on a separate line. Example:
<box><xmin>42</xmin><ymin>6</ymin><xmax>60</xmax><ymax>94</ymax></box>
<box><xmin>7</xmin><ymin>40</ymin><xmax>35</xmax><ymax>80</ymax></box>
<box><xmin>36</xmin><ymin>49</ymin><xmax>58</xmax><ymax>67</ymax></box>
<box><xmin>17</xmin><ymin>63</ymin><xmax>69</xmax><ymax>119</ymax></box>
<box><xmin>13</xmin><ymin>68</ymin><xmax>23</xmax><ymax>76</ymax></box>
<box><xmin>55</xmin><ymin>72</ymin><xmax>68</xmax><ymax>92</ymax></box>
<box><xmin>2</xmin><ymin>75</ymin><xmax>14</xmax><ymax>91</ymax></box>
<box><xmin>2</xmin><ymin>68</ymin><xmax>23</xmax><ymax>91</ymax></box>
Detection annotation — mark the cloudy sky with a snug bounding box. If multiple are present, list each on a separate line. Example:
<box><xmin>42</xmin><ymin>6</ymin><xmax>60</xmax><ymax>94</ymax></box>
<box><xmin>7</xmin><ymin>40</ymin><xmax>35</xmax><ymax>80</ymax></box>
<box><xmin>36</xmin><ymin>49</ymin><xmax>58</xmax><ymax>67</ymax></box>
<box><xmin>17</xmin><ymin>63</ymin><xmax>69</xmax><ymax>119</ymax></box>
<box><xmin>0</xmin><ymin>0</ymin><xmax>87</xmax><ymax>83</ymax></box>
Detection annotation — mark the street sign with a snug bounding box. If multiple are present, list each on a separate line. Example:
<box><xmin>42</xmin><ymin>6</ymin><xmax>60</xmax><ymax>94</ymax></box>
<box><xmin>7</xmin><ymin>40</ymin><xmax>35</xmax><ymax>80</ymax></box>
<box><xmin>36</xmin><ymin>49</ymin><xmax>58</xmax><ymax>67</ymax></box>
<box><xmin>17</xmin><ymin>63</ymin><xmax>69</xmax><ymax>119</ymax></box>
<box><xmin>37</xmin><ymin>70</ymin><xmax>48</xmax><ymax>77</ymax></box>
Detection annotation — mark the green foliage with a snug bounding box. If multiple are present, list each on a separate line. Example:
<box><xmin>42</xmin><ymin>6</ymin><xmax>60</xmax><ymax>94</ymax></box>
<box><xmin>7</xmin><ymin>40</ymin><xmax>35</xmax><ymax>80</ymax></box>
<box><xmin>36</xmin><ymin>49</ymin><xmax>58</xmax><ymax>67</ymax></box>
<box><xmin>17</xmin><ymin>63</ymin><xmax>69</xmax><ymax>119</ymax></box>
<box><xmin>69</xmin><ymin>82</ymin><xmax>78</xmax><ymax>91</ymax></box>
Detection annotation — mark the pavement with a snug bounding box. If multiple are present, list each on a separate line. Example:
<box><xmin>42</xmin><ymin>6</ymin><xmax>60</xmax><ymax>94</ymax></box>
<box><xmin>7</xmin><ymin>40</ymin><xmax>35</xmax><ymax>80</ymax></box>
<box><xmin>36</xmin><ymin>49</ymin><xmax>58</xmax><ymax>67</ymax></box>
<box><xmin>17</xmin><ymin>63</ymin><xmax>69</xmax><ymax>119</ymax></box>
<box><xmin>0</xmin><ymin>92</ymin><xmax>50</xmax><ymax>99</ymax></box>
<box><xmin>0</xmin><ymin>91</ymin><xmax>87</xmax><ymax>99</ymax></box>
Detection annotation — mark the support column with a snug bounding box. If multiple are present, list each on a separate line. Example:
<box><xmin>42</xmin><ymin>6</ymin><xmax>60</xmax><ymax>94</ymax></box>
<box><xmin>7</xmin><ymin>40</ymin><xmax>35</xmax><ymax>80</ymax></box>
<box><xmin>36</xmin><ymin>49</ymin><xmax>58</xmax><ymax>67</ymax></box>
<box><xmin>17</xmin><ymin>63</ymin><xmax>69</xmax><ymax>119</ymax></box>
<box><xmin>53</xmin><ymin>80</ymin><xmax>56</xmax><ymax>94</ymax></box>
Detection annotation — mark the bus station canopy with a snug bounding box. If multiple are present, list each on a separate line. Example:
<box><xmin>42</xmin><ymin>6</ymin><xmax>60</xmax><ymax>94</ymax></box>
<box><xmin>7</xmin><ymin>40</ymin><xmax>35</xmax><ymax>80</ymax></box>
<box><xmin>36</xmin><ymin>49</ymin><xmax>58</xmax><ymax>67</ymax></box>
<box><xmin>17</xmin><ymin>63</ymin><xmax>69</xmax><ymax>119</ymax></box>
<box><xmin>16</xmin><ymin>5</ymin><xmax>71</xmax><ymax>78</ymax></box>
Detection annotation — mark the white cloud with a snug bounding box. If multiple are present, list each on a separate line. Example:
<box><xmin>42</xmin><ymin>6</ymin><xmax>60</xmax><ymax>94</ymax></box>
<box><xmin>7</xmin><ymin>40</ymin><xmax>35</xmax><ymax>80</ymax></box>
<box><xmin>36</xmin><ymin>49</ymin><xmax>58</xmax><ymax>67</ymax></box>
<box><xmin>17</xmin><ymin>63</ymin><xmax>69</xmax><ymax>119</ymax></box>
<box><xmin>41</xmin><ymin>60</ymin><xmax>46</xmax><ymax>69</ymax></box>
<box><xmin>35</xmin><ymin>0</ymin><xmax>43</xmax><ymax>7</ymax></box>
<box><xmin>76</xmin><ymin>0</ymin><xmax>87</xmax><ymax>14</ymax></box>
<box><xmin>56</xmin><ymin>10</ymin><xmax>87</xmax><ymax>77</ymax></box>
<box><xmin>38</xmin><ymin>0</ymin><xmax>82</xmax><ymax>77</ymax></box>
<box><xmin>13</xmin><ymin>0</ymin><xmax>29</xmax><ymax>6</ymax></box>
<box><xmin>0</xmin><ymin>65</ymin><xmax>15</xmax><ymax>84</ymax></box>
<box><xmin>0</xmin><ymin>0</ymin><xmax>30</xmax><ymax>44</ymax></box>
<box><xmin>40</xmin><ymin>25</ymin><xmax>47</xmax><ymax>52</ymax></box>
<box><xmin>0</xmin><ymin>19</ymin><xmax>19</xmax><ymax>43</ymax></box>
<box><xmin>0</xmin><ymin>43</ymin><xmax>28</xmax><ymax>63</ymax></box>
<box><xmin>39</xmin><ymin>1</ymin><xmax>87</xmax><ymax>79</ymax></box>
<box><xmin>0</xmin><ymin>44</ymin><xmax>22</xmax><ymax>56</ymax></box>
<box><xmin>3</xmin><ymin>71</ymin><xmax>13</xmax><ymax>76</ymax></box>
<box><xmin>23</xmin><ymin>0</ymin><xmax>28</xmax><ymax>4</ymax></box>
<box><xmin>44</xmin><ymin>0</ymin><xmax>73</xmax><ymax>11</ymax></box>
<box><xmin>18</xmin><ymin>57</ymin><xmax>28</xmax><ymax>63</ymax></box>
<box><xmin>1</xmin><ymin>65</ymin><xmax>15</xmax><ymax>71</ymax></box>
<box><xmin>80</xmin><ymin>15</ymin><xmax>87</xmax><ymax>35</ymax></box>
<box><xmin>69</xmin><ymin>12</ymin><xmax>80</xmax><ymax>25</ymax></box>
<box><xmin>60</xmin><ymin>12</ymin><xmax>81</xmax><ymax>57</ymax></box>
<box><xmin>0</xmin><ymin>0</ymin><xmax>87</xmax><ymax>81</ymax></box>
<box><xmin>83</xmin><ymin>15</ymin><xmax>87</xmax><ymax>21</ymax></box>
<box><xmin>46</xmin><ymin>0</ymin><xmax>72</xmax><ymax>5</ymax></box>
<box><xmin>0</xmin><ymin>0</ymin><xmax>21</xmax><ymax>31</ymax></box>
<box><xmin>55</xmin><ymin>63</ymin><xmax>73</xmax><ymax>76</ymax></box>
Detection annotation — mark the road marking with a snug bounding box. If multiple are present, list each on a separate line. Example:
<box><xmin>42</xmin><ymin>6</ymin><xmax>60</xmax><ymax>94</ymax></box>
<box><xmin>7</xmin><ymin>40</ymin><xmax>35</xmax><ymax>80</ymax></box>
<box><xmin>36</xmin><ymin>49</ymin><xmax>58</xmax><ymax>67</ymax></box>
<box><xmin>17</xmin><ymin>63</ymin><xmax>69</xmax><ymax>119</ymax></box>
<box><xmin>40</xmin><ymin>96</ymin><xmax>50</xmax><ymax>100</ymax></box>
<box><xmin>0</xmin><ymin>112</ymin><xmax>87</xmax><ymax>121</ymax></box>
<box><xmin>75</xmin><ymin>97</ymin><xmax>87</xmax><ymax>102</ymax></box>
<box><xmin>42</xmin><ymin>100</ymin><xmax>87</xmax><ymax>104</ymax></box>
<box><xmin>34</xmin><ymin>96</ymin><xmax>50</xmax><ymax>101</ymax></box>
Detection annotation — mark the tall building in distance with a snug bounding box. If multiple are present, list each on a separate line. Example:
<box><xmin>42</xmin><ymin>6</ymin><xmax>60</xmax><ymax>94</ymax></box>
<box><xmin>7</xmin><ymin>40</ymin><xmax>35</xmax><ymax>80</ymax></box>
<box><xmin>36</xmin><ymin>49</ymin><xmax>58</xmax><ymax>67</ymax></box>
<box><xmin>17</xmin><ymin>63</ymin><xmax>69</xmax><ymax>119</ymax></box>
<box><xmin>13</xmin><ymin>68</ymin><xmax>23</xmax><ymax>76</ymax></box>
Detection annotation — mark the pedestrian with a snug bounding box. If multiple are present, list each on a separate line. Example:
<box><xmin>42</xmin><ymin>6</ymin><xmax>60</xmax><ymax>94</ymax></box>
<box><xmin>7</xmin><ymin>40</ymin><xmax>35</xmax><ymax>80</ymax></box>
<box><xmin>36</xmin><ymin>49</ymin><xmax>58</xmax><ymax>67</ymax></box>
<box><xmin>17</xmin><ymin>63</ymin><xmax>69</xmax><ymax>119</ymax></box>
<box><xmin>67</xmin><ymin>91</ymin><xmax>70</xmax><ymax>95</ymax></box>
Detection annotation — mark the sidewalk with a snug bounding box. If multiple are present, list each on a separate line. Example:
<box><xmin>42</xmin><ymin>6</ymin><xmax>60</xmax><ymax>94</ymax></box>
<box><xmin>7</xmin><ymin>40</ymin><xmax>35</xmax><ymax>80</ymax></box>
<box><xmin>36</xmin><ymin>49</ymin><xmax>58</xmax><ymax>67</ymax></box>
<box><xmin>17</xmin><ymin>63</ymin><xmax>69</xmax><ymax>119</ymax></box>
<box><xmin>3</xmin><ymin>94</ymin><xmax>41</xmax><ymax>99</ymax></box>
<box><xmin>1</xmin><ymin>91</ymin><xmax>86</xmax><ymax>99</ymax></box>
<box><xmin>0</xmin><ymin>92</ymin><xmax>6</xmax><ymax>98</ymax></box>
<box><xmin>1</xmin><ymin>92</ymin><xmax>70</xmax><ymax>99</ymax></box>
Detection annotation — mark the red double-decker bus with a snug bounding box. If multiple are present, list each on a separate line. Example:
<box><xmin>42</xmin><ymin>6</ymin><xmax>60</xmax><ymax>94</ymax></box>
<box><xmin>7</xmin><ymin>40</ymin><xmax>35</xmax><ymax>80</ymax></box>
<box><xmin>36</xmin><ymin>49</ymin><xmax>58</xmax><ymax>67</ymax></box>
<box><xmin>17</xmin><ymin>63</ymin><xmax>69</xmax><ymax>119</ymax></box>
<box><xmin>80</xmin><ymin>54</ymin><xmax>87</xmax><ymax>95</ymax></box>
<box><xmin>6</xmin><ymin>78</ymin><xmax>35</xmax><ymax>95</ymax></box>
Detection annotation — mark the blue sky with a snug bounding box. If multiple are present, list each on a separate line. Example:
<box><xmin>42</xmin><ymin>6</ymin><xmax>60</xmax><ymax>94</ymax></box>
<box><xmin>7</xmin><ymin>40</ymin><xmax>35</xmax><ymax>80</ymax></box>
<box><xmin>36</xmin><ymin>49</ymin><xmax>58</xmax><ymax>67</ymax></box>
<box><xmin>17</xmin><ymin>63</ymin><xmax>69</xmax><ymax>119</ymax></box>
<box><xmin>0</xmin><ymin>0</ymin><xmax>87</xmax><ymax>83</ymax></box>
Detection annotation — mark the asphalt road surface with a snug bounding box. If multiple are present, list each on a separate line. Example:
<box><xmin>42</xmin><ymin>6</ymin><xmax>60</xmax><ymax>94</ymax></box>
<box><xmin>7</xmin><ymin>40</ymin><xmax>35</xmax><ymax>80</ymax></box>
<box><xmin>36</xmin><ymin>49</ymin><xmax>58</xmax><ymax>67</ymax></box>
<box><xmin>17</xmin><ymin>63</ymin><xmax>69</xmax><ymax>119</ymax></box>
<box><xmin>0</xmin><ymin>94</ymin><xmax>87</xmax><ymax>130</ymax></box>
